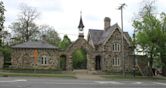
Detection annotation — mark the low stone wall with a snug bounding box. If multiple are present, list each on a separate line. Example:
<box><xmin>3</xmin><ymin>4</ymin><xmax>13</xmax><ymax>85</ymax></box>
<box><xmin>0</xmin><ymin>52</ymin><xmax>4</xmax><ymax>68</ymax></box>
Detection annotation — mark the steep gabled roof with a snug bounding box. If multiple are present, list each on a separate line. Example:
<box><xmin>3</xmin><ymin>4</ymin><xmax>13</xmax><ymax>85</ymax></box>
<box><xmin>89</xmin><ymin>29</ymin><xmax>103</xmax><ymax>45</ymax></box>
<box><xmin>98</xmin><ymin>23</ymin><xmax>119</xmax><ymax>44</ymax></box>
<box><xmin>88</xmin><ymin>23</ymin><xmax>131</xmax><ymax>46</ymax></box>
<box><xmin>12</xmin><ymin>40</ymin><xmax>58</xmax><ymax>49</ymax></box>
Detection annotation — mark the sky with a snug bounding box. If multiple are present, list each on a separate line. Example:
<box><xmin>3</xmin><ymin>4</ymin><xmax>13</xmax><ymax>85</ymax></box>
<box><xmin>2</xmin><ymin>0</ymin><xmax>166</xmax><ymax>41</ymax></box>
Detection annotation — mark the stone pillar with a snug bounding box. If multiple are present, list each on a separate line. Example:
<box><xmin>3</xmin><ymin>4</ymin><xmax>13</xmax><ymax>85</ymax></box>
<box><xmin>91</xmin><ymin>55</ymin><xmax>95</xmax><ymax>71</ymax></box>
<box><xmin>66</xmin><ymin>55</ymin><xmax>73</xmax><ymax>71</ymax></box>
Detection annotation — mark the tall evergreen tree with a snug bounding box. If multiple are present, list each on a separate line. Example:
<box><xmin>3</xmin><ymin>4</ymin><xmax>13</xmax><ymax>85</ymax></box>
<box><xmin>59</xmin><ymin>35</ymin><xmax>71</xmax><ymax>50</ymax></box>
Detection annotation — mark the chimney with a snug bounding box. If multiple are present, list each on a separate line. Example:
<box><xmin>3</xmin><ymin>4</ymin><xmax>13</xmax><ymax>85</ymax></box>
<box><xmin>104</xmin><ymin>17</ymin><xmax>111</xmax><ymax>31</ymax></box>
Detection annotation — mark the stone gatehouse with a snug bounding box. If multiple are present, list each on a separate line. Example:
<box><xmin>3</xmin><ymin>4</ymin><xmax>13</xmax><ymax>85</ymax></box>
<box><xmin>11</xmin><ymin>16</ymin><xmax>133</xmax><ymax>72</ymax></box>
<box><xmin>11</xmin><ymin>40</ymin><xmax>59</xmax><ymax>69</ymax></box>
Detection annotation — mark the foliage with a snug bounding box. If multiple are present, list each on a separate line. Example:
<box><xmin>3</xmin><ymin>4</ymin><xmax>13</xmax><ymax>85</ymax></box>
<box><xmin>9</xmin><ymin>4</ymin><xmax>39</xmax><ymax>43</ymax></box>
<box><xmin>133</xmin><ymin>1</ymin><xmax>166</xmax><ymax>76</ymax></box>
<box><xmin>38</xmin><ymin>25</ymin><xmax>61</xmax><ymax>46</ymax></box>
<box><xmin>72</xmin><ymin>49</ymin><xmax>87</xmax><ymax>69</ymax></box>
<box><xmin>133</xmin><ymin>1</ymin><xmax>157</xmax><ymax>69</ymax></box>
<box><xmin>59</xmin><ymin>35</ymin><xmax>71</xmax><ymax>50</ymax></box>
<box><xmin>0</xmin><ymin>45</ymin><xmax>11</xmax><ymax>68</ymax></box>
<box><xmin>0</xmin><ymin>1</ymin><xmax>5</xmax><ymax>46</ymax></box>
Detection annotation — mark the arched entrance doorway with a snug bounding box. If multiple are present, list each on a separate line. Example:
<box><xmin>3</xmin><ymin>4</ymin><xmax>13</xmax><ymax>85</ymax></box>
<box><xmin>95</xmin><ymin>55</ymin><xmax>101</xmax><ymax>70</ymax></box>
<box><xmin>60</xmin><ymin>55</ymin><xmax>67</xmax><ymax>70</ymax></box>
<box><xmin>72</xmin><ymin>48</ymin><xmax>87</xmax><ymax>69</ymax></box>
<box><xmin>65</xmin><ymin>38</ymin><xmax>94</xmax><ymax>71</ymax></box>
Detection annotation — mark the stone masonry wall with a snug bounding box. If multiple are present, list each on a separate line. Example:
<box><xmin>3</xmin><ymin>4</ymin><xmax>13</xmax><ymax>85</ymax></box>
<box><xmin>102</xmin><ymin>29</ymin><xmax>133</xmax><ymax>72</ymax></box>
<box><xmin>66</xmin><ymin>38</ymin><xmax>95</xmax><ymax>71</ymax></box>
<box><xmin>11</xmin><ymin>48</ymin><xmax>59</xmax><ymax>69</ymax></box>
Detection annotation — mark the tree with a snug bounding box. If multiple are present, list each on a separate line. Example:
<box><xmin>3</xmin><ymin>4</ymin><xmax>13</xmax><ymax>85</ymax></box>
<box><xmin>0</xmin><ymin>1</ymin><xmax>5</xmax><ymax>46</ymax></box>
<box><xmin>9</xmin><ymin>4</ymin><xmax>39</xmax><ymax>43</ymax></box>
<box><xmin>133</xmin><ymin>1</ymin><xmax>166</xmax><ymax>76</ymax></box>
<box><xmin>133</xmin><ymin>1</ymin><xmax>157</xmax><ymax>71</ymax></box>
<box><xmin>158</xmin><ymin>13</ymin><xmax>166</xmax><ymax>76</ymax></box>
<box><xmin>59</xmin><ymin>35</ymin><xmax>71</xmax><ymax>50</ymax></box>
<box><xmin>38</xmin><ymin>25</ymin><xmax>61</xmax><ymax>46</ymax></box>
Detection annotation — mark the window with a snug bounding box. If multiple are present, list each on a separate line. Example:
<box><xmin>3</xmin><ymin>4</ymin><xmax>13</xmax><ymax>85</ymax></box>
<box><xmin>112</xmin><ymin>43</ymin><xmax>121</xmax><ymax>52</ymax></box>
<box><xmin>38</xmin><ymin>55</ymin><xmax>49</xmax><ymax>65</ymax></box>
<box><xmin>112</xmin><ymin>57</ymin><xmax>120</xmax><ymax>66</ymax></box>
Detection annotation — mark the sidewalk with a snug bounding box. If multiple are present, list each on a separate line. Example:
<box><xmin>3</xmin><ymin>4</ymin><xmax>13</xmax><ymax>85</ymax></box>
<box><xmin>74</xmin><ymin>70</ymin><xmax>104</xmax><ymax>80</ymax></box>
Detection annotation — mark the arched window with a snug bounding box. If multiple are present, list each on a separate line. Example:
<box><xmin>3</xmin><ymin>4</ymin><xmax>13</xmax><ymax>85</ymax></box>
<box><xmin>112</xmin><ymin>43</ymin><xmax>121</xmax><ymax>52</ymax></box>
<box><xmin>112</xmin><ymin>57</ymin><xmax>120</xmax><ymax>66</ymax></box>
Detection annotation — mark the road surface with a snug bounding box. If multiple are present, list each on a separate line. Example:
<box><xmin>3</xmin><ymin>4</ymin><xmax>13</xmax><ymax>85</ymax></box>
<box><xmin>0</xmin><ymin>77</ymin><xmax>166</xmax><ymax>88</ymax></box>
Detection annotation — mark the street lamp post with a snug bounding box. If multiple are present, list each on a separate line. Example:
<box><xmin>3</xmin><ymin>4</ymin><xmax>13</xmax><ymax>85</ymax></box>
<box><xmin>118</xmin><ymin>3</ymin><xmax>126</xmax><ymax>77</ymax></box>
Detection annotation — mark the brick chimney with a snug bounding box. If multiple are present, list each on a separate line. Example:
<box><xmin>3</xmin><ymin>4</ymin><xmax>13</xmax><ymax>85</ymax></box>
<box><xmin>104</xmin><ymin>17</ymin><xmax>111</xmax><ymax>31</ymax></box>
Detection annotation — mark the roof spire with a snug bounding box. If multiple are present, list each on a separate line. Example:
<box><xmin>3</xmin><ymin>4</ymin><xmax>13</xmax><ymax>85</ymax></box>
<box><xmin>78</xmin><ymin>11</ymin><xmax>84</xmax><ymax>29</ymax></box>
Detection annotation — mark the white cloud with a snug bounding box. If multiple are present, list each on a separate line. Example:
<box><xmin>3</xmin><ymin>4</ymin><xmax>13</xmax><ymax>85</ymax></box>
<box><xmin>2</xmin><ymin>0</ymin><xmax>166</xmax><ymax>41</ymax></box>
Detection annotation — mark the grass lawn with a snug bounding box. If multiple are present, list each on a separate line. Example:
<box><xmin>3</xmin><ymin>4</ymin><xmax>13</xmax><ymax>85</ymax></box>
<box><xmin>0</xmin><ymin>72</ymin><xmax>76</xmax><ymax>79</ymax></box>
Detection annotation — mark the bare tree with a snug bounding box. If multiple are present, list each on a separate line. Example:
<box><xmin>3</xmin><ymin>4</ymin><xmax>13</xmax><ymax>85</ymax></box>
<box><xmin>9</xmin><ymin>4</ymin><xmax>40</xmax><ymax>42</ymax></box>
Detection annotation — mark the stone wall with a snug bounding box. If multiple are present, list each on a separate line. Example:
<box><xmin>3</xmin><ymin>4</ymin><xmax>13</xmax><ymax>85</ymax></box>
<box><xmin>11</xmin><ymin>48</ymin><xmax>59</xmax><ymax>69</ymax></box>
<box><xmin>100</xmin><ymin>29</ymin><xmax>133</xmax><ymax>72</ymax></box>
<box><xmin>0</xmin><ymin>52</ymin><xmax>4</xmax><ymax>68</ymax></box>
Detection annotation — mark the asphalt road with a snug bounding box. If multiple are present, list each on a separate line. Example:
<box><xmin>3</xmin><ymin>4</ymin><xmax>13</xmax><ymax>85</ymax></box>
<box><xmin>0</xmin><ymin>77</ymin><xmax>166</xmax><ymax>88</ymax></box>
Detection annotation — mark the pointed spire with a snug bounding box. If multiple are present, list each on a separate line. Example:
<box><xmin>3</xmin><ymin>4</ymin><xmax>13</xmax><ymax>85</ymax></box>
<box><xmin>78</xmin><ymin>11</ymin><xmax>84</xmax><ymax>29</ymax></box>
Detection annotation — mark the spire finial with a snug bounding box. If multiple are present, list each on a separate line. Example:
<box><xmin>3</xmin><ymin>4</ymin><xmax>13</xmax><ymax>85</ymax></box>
<box><xmin>80</xmin><ymin>10</ymin><xmax>82</xmax><ymax>17</ymax></box>
<box><xmin>78</xmin><ymin>11</ymin><xmax>84</xmax><ymax>38</ymax></box>
<box><xmin>78</xmin><ymin>11</ymin><xmax>84</xmax><ymax>29</ymax></box>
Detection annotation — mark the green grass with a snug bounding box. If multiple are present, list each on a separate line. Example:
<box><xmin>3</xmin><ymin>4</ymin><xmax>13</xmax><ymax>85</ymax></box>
<box><xmin>0</xmin><ymin>72</ymin><xmax>76</xmax><ymax>79</ymax></box>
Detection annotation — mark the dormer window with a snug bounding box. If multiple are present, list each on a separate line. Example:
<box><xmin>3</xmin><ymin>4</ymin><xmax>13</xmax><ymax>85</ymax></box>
<box><xmin>112</xmin><ymin>43</ymin><xmax>121</xmax><ymax>52</ymax></box>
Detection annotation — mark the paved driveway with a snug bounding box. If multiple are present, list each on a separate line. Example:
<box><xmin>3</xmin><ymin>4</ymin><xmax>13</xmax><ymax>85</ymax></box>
<box><xmin>0</xmin><ymin>77</ymin><xmax>166</xmax><ymax>88</ymax></box>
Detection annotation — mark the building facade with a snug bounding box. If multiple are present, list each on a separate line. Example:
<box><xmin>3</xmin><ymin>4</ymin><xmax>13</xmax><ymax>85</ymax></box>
<box><xmin>88</xmin><ymin>17</ymin><xmax>133</xmax><ymax>72</ymax></box>
<box><xmin>11</xmin><ymin>40</ymin><xmax>59</xmax><ymax>69</ymax></box>
<box><xmin>11</xmin><ymin>16</ymin><xmax>133</xmax><ymax>72</ymax></box>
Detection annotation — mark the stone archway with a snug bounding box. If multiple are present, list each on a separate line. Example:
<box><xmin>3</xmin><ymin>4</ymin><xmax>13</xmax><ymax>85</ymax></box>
<box><xmin>65</xmin><ymin>38</ymin><xmax>94</xmax><ymax>71</ymax></box>
<box><xmin>60</xmin><ymin>55</ymin><xmax>67</xmax><ymax>70</ymax></box>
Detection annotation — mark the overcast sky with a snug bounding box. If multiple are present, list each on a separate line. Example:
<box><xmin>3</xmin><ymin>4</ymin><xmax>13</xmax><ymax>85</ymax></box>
<box><xmin>2</xmin><ymin>0</ymin><xmax>166</xmax><ymax>41</ymax></box>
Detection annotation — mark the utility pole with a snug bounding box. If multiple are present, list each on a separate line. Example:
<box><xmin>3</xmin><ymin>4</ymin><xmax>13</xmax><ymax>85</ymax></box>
<box><xmin>133</xmin><ymin>29</ymin><xmax>136</xmax><ymax>78</ymax></box>
<box><xmin>118</xmin><ymin>3</ymin><xmax>126</xmax><ymax>77</ymax></box>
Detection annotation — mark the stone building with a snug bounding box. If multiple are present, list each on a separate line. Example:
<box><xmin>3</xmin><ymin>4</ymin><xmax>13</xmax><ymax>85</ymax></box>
<box><xmin>0</xmin><ymin>52</ymin><xmax>4</xmax><ymax>68</ymax></box>
<box><xmin>11</xmin><ymin>40</ymin><xmax>59</xmax><ymax>69</ymax></box>
<box><xmin>87</xmin><ymin>17</ymin><xmax>133</xmax><ymax>72</ymax></box>
<box><xmin>11</xmin><ymin>15</ymin><xmax>133</xmax><ymax>72</ymax></box>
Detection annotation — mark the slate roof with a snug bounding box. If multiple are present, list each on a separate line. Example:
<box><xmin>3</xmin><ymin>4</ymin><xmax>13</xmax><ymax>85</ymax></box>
<box><xmin>88</xmin><ymin>23</ymin><xmax>131</xmax><ymax>45</ymax></box>
<box><xmin>12</xmin><ymin>40</ymin><xmax>58</xmax><ymax>49</ymax></box>
<box><xmin>89</xmin><ymin>29</ymin><xmax>103</xmax><ymax>45</ymax></box>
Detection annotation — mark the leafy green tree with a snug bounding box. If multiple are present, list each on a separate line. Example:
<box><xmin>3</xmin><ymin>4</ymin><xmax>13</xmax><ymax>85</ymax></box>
<box><xmin>133</xmin><ymin>1</ymin><xmax>166</xmax><ymax>76</ymax></box>
<box><xmin>133</xmin><ymin>1</ymin><xmax>158</xmax><ymax>70</ymax></box>
<box><xmin>0</xmin><ymin>1</ymin><xmax>5</xmax><ymax>47</ymax></box>
<box><xmin>59</xmin><ymin>35</ymin><xmax>71</xmax><ymax>50</ymax></box>
<box><xmin>9</xmin><ymin>4</ymin><xmax>39</xmax><ymax>43</ymax></box>
<box><xmin>158</xmin><ymin>13</ymin><xmax>166</xmax><ymax>76</ymax></box>
<box><xmin>0</xmin><ymin>45</ymin><xmax>11</xmax><ymax>68</ymax></box>
<box><xmin>72</xmin><ymin>49</ymin><xmax>87</xmax><ymax>69</ymax></box>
